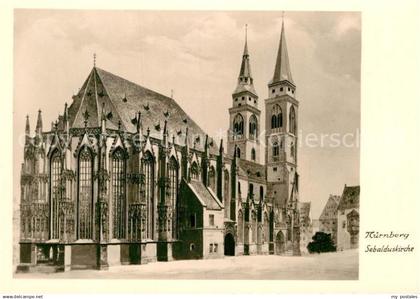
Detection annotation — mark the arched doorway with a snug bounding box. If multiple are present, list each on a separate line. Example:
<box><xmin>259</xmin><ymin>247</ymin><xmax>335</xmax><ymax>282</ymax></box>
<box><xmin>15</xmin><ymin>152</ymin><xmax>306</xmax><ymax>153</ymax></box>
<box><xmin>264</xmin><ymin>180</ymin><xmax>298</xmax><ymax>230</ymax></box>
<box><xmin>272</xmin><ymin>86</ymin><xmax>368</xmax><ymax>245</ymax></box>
<box><xmin>275</xmin><ymin>231</ymin><xmax>285</xmax><ymax>255</ymax></box>
<box><xmin>224</xmin><ymin>233</ymin><xmax>235</xmax><ymax>256</ymax></box>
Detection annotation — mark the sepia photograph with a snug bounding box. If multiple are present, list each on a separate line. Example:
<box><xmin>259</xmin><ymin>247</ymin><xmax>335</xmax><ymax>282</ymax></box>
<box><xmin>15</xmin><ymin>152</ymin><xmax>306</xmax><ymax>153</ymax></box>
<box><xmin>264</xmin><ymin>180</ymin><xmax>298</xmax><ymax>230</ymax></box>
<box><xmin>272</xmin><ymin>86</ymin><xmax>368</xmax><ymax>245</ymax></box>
<box><xmin>13</xmin><ymin>9</ymin><xmax>361</xmax><ymax>280</ymax></box>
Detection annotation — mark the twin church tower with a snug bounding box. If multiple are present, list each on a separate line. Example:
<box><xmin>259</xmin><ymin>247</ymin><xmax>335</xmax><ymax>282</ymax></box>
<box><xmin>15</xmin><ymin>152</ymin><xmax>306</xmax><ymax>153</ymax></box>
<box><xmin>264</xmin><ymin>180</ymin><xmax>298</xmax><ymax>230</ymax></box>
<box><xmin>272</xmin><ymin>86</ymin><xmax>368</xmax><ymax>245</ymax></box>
<box><xmin>227</xmin><ymin>19</ymin><xmax>299</xmax><ymax>209</ymax></box>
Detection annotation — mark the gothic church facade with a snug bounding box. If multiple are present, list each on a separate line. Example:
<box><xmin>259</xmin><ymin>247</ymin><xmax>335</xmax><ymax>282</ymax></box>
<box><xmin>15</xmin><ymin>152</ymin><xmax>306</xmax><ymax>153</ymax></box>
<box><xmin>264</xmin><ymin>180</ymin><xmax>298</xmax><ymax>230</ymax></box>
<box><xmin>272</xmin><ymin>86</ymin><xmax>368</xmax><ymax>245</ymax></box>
<box><xmin>18</xmin><ymin>21</ymin><xmax>301</xmax><ymax>271</ymax></box>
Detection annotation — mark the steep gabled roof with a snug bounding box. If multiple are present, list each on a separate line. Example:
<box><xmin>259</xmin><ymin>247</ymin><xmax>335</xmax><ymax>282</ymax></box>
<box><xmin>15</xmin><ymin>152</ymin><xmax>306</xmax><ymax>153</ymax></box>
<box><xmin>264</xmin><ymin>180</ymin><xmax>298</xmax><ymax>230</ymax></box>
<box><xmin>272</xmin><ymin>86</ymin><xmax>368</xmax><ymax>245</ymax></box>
<box><xmin>337</xmin><ymin>185</ymin><xmax>360</xmax><ymax>211</ymax></box>
<box><xmin>188</xmin><ymin>180</ymin><xmax>223</xmax><ymax>210</ymax></box>
<box><xmin>319</xmin><ymin>195</ymin><xmax>340</xmax><ymax>220</ymax></box>
<box><xmin>66</xmin><ymin>67</ymin><xmax>218</xmax><ymax>154</ymax></box>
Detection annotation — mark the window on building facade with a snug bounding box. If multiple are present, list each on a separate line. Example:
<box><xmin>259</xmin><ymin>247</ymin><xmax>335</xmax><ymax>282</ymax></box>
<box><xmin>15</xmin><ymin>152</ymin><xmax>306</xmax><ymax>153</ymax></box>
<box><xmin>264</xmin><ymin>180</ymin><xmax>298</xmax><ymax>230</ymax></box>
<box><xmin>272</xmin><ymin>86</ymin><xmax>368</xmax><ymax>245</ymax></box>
<box><xmin>112</xmin><ymin>147</ymin><xmax>126</xmax><ymax>239</ymax></box>
<box><xmin>208</xmin><ymin>166</ymin><xmax>216</xmax><ymax>191</ymax></box>
<box><xmin>143</xmin><ymin>151</ymin><xmax>154</xmax><ymax>239</ymax></box>
<box><xmin>249</xmin><ymin>114</ymin><xmax>258</xmax><ymax>139</ymax></box>
<box><xmin>271</xmin><ymin>104</ymin><xmax>282</xmax><ymax>129</ymax></box>
<box><xmin>233</xmin><ymin>113</ymin><xmax>244</xmax><ymax>137</ymax></box>
<box><xmin>168</xmin><ymin>157</ymin><xmax>178</xmax><ymax>238</ymax></box>
<box><xmin>251</xmin><ymin>148</ymin><xmax>256</xmax><ymax>161</ymax></box>
<box><xmin>77</xmin><ymin>146</ymin><xmax>93</xmax><ymax>239</ymax></box>
<box><xmin>273</xmin><ymin>142</ymin><xmax>280</xmax><ymax>157</ymax></box>
<box><xmin>209</xmin><ymin>214</ymin><xmax>214</xmax><ymax>226</ymax></box>
<box><xmin>50</xmin><ymin>149</ymin><xmax>62</xmax><ymax>239</ymax></box>
<box><xmin>289</xmin><ymin>106</ymin><xmax>297</xmax><ymax>135</ymax></box>
<box><xmin>190</xmin><ymin>214</ymin><xmax>196</xmax><ymax>228</ymax></box>
<box><xmin>236</xmin><ymin>147</ymin><xmax>241</xmax><ymax>158</ymax></box>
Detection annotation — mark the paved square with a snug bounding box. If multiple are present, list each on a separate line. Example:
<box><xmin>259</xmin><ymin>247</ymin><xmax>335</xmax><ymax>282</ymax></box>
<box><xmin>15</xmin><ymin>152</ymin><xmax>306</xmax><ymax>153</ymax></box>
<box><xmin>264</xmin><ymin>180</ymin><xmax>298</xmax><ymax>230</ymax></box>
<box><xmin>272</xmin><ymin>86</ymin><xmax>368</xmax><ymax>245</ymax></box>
<box><xmin>15</xmin><ymin>249</ymin><xmax>358</xmax><ymax>280</ymax></box>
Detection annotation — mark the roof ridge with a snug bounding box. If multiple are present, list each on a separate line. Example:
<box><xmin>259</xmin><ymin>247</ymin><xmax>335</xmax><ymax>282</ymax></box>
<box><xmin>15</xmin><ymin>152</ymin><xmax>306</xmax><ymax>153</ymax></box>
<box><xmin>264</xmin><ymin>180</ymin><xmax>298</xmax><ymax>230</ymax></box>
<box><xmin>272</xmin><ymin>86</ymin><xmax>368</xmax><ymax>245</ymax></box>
<box><xmin>72</xmin><ymin>69</ymin><xmax>94</xmax><ymax>128</ymax></box>
<box><xmin>95</xmin><ymin>67</ymin><xmax>127</xmax><ymax>131</ymax></box>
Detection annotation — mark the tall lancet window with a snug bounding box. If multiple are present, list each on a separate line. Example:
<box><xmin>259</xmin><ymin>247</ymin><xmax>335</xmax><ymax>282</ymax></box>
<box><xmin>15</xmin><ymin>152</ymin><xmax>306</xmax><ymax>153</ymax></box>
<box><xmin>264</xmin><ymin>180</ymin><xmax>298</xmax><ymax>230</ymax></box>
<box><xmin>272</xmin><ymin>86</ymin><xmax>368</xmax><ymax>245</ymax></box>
<box><xmin>77</xmin><ymin>146</ymin><xmax>93</xmax><ymax>239</ymax></box>
<box><xmin>208</xmin><ymin>166</ymin><xmax>216</xmax><ymax>191</ymax></box>
<box><xmin>143</xmin><ymin>151</ymin><xmax>155</xmax><ymax>239</ymax></box>
<box><xmin>112</xmin><ymin>148</ymin><xmax>126</xmax><ymax>239</ymax></box>
<box><xmin>249</xmin><ymin>114</ymin><xmax>258</xmax><ymax>140</ymax></box>
<box><xmin>190</xmin><ymin>162</ymin><xmax>199</xmax><ymax>180</ymax></box>
<box><xmin>273</xmin><ymin>142</ymin><xmax>280</xmax><ymax>157</ymax></box>
<box><xmin>289</xmin><ymin>106</ymin><xmax>296</xmax><ymax>135</ymax></box>
<box><xmin>233</xmin><ymin>114</ymin><xmax>244</xmax><ymax>137</ymax></box>
<box><xmin>50</xmin><ymin>149</ymin><xmax>62</xmax><ymax>239</ymax></box>
<box><xmin>168</xmin><ymin>157</ymin><xmax>178</xmax><ymax>238</ymax></box>
<box><xmin>271</xmin><ymin>104</ymin><xmax>282</xmax><ymax>130</ymax></box>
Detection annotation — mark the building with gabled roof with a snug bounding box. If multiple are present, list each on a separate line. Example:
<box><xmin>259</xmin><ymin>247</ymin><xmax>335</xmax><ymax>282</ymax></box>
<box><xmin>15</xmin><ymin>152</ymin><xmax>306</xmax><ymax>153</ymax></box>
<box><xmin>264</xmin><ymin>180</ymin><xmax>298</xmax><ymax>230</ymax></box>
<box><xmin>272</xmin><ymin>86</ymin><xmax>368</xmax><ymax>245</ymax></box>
<box><xmin>336</xmin><ymin>185</ymin><xmax>360</xmax><ymax>250</ymax></box>
<box><xmin>319</xmin><ymin>194</ymin><xmax>340</xmax><ymax>244</ymax></box>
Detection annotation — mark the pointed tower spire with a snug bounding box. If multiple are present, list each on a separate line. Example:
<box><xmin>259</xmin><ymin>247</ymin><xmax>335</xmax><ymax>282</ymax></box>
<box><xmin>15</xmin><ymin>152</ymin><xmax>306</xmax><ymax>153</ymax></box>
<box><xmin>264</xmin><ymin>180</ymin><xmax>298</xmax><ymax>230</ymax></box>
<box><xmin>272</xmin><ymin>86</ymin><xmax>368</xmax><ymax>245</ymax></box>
<box><xmin>36</xmin><ymin>110</ymin><xmax>43</xmax><ymax>134</ymax></box>
<box><xmin>234</xmin><ymin>24</ymin><xmax>257</xmax><ymax>96</ymax></box>
<box><xmin>271</xmin><ymin>16</ymin><xmax>294</xmax><ymax>85</ymax></box>
<box><xmin>243</xmin><ymin>24</ymin><xmax>249</xmax><ymax>57</ymax></box>
<box><xmin>25</xmin><ymin>115</ymin><xmax>30</xmax><ymax>136</ymax></box>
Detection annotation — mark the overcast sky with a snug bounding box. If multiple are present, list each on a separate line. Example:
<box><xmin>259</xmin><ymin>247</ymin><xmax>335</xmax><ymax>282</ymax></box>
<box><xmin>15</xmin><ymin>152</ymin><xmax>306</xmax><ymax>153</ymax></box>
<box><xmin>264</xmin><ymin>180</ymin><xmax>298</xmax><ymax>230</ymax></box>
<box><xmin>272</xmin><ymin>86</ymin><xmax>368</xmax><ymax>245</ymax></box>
<box><xmin>13</xmin><ymin>10</ymin><xmax>360</xmax><ymax>218</ymax></box>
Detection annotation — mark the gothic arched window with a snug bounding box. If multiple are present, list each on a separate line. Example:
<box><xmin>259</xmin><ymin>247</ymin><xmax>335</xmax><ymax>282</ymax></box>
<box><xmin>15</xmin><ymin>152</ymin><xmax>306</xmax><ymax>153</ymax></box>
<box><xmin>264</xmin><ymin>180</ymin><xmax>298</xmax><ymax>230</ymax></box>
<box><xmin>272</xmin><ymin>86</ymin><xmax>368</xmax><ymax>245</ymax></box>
<box><xmin>50</xmin><ymin>149</ymin><xmax>62</xmax><ymax>239</ymax></box>
<box><xmin>236</xmin><ymin>147</ymin><xmax>241</xmax><ymax>158</ymax></box>
<box><xmin>112</xmin><ymin>147</ymin><xmax>126</xmax><ymax>239</ymax></box>
<box><xmin>191</xmin><ymin>162</ymin><xmax>199</xmax><ymax>180</ymax></box>
<box><xmin>251</xmin><ymin>148</ymin><xmax>256</xmax><ymax>161</ymax></box>
<box><xmin>233</xmin><ymin>113</ymin><xmax>244</xmax><ymax>137</ymax></box>
<box><xmin>249</xmin><ymin>183</ymin><xmax>254</xmax><ymax>199</ymax></box>
<box><xmin>260</xmin><ymin>186</ymin><xmax>264</xmax><ymax>201</ymax></box>
<box><xmin>249</xmin><ymin>114</ymin><xmax>258</xmax><ymax>140</ymax></box>
<box><xmin>143</xmin><ymin>151</ymin><xmax>155</xmax><ymax>239</ymax></box>
<box><xmin>168</xmin><ymin>156</ymin><xmax>178</xmax><ymax>238</ymax></box>
<box><xmin>271</xmin><ymin>104</ymin><xmax>282</xmax><ymax>129</ymax></box>
<box><xmin>208</xmin><ymin>166</ymin><xmax>216</xmax><ymax>191</ymax></box>
<box><xmin>77</xmin><ymin>146</ymin><xmax>93</xmax><ymax>239</ymax></box>
<box><xmin>273</xmin><ymin>142</ymin><xmax>280</xmax><ymax>157</ymax></box>
<box><xmin>289</xmin><ymin>106</ymin><xmax>296</xmax><ymax>135</ymax></box>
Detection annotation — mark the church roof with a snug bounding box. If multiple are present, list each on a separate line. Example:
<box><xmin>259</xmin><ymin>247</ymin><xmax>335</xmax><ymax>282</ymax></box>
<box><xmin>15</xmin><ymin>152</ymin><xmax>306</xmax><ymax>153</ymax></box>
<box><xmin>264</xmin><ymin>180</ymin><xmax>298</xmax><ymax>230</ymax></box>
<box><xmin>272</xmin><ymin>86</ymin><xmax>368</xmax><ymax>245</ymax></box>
<box><xmin>237</xmin><ymin>159</ymin><xmax>266</xmax><ymax>183</ymax></box>
<box><xmin>188</xmin><ymin>180</ymin><xmax>223</xmax><ymax>210</ymax></box>
<box><xmin>270</xmin><ymin>20</ymin><xmax>294</xmax><ymax>85</ymax></box>
<box><xmin>337</xmin><ymin>185</ymin><xmax>360</xmax><ymax>211</ymax></box>
<box><xmin>66</xmin><ymin>67</ymin><xmax>218</xmax><ymax>154</ymax></box>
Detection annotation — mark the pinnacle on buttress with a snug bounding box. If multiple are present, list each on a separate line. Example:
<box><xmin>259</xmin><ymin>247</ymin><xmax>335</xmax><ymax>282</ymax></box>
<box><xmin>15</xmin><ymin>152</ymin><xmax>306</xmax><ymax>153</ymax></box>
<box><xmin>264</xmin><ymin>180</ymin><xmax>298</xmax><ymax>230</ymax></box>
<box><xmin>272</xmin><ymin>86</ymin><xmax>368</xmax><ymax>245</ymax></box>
<box><xmin>25</xmin><ymin>115</ymin><xmax>30</xmax><ymax>136</ymax></box>
<box><xmin>36</xmin><ymin>109</ymin><xmax>43</xmax><ymax>134</ymax></box>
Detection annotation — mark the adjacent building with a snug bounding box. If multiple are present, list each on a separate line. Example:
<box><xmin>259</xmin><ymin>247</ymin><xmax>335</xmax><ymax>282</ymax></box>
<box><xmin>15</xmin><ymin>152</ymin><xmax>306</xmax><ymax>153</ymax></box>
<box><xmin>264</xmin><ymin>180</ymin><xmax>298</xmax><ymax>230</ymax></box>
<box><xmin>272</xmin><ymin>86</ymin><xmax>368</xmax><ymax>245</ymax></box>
<box><xmin>336</xmin><ymin>185</ymin><xmax>360</xmax><ymax>250</ymax></box>
<box><xmin>319</xmin><ymin>195</ymin><xmax>340</xmax><ymax>245</ymax></box>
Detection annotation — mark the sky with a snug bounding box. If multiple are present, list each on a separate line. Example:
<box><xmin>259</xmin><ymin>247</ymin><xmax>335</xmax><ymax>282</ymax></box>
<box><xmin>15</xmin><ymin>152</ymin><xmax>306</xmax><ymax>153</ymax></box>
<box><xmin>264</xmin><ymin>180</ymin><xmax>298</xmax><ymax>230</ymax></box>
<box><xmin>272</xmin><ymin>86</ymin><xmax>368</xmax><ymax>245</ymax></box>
<box><xmin>13</xmin><ymin>10</ymin><xmax>360</xmax><ymax>219</ymax></box>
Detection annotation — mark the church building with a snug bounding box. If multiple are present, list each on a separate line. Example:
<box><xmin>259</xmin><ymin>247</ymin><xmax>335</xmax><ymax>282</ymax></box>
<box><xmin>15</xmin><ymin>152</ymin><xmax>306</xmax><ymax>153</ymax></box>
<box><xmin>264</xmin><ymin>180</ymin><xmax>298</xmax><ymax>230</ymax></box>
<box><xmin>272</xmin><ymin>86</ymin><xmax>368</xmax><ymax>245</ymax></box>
<box><xmin>18</xmin><ymin>19</ymin><xmax>302</xmax><ymax>271</ymax></box>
